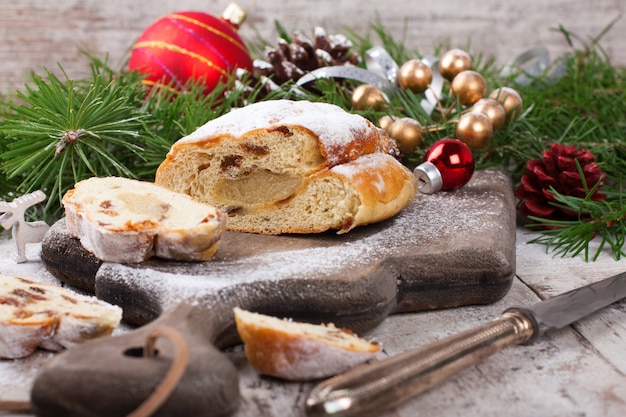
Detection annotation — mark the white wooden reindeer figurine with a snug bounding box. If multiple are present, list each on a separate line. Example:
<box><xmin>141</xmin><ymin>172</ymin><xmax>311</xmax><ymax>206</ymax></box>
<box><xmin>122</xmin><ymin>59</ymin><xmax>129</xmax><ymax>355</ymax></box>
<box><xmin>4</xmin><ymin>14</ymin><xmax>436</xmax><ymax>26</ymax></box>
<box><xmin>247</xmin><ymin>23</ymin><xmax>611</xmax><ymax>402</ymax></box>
<box><xmin>0</xmin><ymin>191</ymin><xmax>50</xmax><ymax>263</ymax></box>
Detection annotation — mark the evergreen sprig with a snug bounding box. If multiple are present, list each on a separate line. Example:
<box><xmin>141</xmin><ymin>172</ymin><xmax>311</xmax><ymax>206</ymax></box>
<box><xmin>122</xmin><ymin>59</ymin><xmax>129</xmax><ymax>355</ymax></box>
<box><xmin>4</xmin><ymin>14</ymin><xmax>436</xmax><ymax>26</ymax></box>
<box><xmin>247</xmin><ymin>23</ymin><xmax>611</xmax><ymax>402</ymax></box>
<box><xmin>1</xmin><ymin>65</ymin><xmax>148</xmax><ymax>220</ymax></box>
<box><xmin>506</xmin><ymin>20</ymin><xmax>626</xmax><ymax>259</ymax></box>
<box><xmin>525</xmin><ymin>184</ymin><xmax>626</xmax><ymax>261</ymax></box>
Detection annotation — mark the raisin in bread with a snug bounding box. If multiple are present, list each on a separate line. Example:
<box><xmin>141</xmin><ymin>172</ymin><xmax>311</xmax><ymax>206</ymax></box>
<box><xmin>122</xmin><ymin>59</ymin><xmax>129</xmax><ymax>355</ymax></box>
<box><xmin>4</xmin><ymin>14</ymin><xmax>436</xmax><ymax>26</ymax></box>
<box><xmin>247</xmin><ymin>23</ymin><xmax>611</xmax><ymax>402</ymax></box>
<box><xmin>62</xmin><ymin>177</ymin><xmax>228</xmax><ymax>263</ymax></box>
<box><xmin>233</xmin><ymin>307</ymin><xmax>380</xmax><ymax>381</ymax></box>
<box><xmin>0</xmin><ymin>275</ymin><xmax>122</xmax><ymax>359</ymax></box>
<box><xmin>155</xmin><ymin>100</ymin><xmax>416</xmax><ymax>234</ymax></box>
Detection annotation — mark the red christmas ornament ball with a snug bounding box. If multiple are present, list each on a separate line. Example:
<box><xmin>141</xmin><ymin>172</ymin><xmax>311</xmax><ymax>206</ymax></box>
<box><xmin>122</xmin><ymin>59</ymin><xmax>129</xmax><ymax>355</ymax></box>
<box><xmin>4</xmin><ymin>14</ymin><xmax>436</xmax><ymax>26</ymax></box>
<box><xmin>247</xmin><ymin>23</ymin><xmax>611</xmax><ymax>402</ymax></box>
<box><xmin>128</xmin><ymin>10</ymin><xmax>253</xmax><ymax>93</ymax></box>
<box><xmin>414</xmin><ymin>138</ymin><xmax>475</xmax><ymax>193</ymax></box>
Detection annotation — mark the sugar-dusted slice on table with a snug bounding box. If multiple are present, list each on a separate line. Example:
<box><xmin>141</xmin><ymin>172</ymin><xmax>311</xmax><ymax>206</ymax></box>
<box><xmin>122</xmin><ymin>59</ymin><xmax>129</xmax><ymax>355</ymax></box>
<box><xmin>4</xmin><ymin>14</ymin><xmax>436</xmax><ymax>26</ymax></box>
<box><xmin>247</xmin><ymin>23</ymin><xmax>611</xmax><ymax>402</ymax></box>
<box><xmin>0</xmin><ymin>275</ymin><xmax>122</xmax><ymax>359</ymax></box>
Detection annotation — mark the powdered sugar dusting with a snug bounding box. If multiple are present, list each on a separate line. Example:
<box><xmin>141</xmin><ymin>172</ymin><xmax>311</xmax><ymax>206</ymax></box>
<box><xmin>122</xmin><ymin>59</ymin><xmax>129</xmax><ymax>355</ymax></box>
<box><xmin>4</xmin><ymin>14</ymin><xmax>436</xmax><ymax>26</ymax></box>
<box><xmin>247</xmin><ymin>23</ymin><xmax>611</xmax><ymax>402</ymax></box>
<box><xmin>235</xmin><ymin>308</ymin><xmax>378</xmax><ymax>380</ymax></box>
<box><xmin>331</xmin><ymin>152</ymin><xmax>388</xmax><ymax>177</ymax></box>
<box><xmin>331</xmin><ymin>153</ymin><xmax>392</xmax><ymax>194</ymax></box>
<box><xmin>262</xmin><ymin>337</ymin><xmax>376</xmax><ymax>381</ymax></box>
<box><xmin>100</xmin><ymin>170</ymin><xmax>514</xmax><ymax>312</ymax></box>
<box><xmin>0</xmin><ymin>241</ymin><xmax>60</xmax><ymax>286</ymax></box>
<box><xmin>177</xmin><ymin>100</ymin><xmax>376</xmax><ymax>165</ymax></box>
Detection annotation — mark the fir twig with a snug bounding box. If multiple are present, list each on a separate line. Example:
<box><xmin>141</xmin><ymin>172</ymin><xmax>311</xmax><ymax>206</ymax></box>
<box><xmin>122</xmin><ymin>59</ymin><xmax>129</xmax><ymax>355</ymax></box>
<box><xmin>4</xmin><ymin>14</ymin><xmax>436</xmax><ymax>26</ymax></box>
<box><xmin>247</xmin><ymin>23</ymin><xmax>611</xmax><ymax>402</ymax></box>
<box><xmin>525</xmin><ymin>177</ymin><xmax>626</xmax><ymax>261</ymax></box>
<box><xmin>1</xmin><ymin>65</ymin><xmax>148</xmax><ymax>221</ymax></box>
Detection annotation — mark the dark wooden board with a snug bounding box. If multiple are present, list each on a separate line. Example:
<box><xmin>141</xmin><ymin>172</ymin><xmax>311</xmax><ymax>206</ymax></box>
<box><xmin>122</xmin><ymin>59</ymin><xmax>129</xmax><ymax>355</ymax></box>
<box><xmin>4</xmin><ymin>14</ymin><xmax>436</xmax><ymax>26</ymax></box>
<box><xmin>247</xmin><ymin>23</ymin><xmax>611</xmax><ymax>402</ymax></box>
<box><xmin>34</xmin><ymin>169</ymin><xmax>516</xmax><ymax>417</ymax></box>
<box><xmin>42</xmin><ymin>168</ymin><xmax>516</xmax><ymax>330</ymax></box>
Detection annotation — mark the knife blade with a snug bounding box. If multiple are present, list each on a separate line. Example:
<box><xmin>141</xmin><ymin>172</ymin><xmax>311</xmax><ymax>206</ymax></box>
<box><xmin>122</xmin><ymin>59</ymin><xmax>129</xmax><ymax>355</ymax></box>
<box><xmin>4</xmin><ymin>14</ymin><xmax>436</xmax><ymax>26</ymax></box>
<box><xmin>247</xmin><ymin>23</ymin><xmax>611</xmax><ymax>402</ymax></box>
<box><xmin>306</xmin><ymin>271</ymin><xmax>626</xmax><ymax>417</ymax></box>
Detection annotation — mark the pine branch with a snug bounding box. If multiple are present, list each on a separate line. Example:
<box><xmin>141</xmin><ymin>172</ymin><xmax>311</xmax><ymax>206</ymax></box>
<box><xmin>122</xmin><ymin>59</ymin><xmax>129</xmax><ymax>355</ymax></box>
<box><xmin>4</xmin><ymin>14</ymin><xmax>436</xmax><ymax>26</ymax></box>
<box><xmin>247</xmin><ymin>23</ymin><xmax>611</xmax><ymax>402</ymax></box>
<box><xmin>0</xmin><ymin>65</ymin><xmax>149</xmax><ymax>221</ymax></box>
<box><xmin>524</xmin><ymin>180</ymin><xmax>626</xmax><ymax>261</ymax></box>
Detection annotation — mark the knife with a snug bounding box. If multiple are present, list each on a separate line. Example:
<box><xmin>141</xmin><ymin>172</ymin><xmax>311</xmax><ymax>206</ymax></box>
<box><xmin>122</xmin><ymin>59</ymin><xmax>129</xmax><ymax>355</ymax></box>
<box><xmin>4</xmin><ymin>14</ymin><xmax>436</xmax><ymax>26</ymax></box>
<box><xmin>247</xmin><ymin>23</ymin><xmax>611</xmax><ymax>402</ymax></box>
<box><xmin>306</xmin><ymin>271</ymin><xmax>626</xmax><ymax>417</ymax></box>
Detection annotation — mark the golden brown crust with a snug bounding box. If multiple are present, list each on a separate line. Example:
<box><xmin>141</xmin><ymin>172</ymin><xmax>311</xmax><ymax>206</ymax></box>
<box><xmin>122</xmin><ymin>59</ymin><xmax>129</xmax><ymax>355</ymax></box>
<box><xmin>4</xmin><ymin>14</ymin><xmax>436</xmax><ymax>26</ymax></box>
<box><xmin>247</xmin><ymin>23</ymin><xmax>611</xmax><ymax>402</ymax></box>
<box><xmin>315</xmin><ymin>122</ymin><xmax>394</xmax><ymax>168</ymax></box>
<box><xmin>327</xmin><ymin>153</ymin><xmax>417</xmax><ymax>233</ymax></box>
<box><xmin>234</xmin><ymin>308</ymin><xmax>380</xmax><ymax>381</ymax></box>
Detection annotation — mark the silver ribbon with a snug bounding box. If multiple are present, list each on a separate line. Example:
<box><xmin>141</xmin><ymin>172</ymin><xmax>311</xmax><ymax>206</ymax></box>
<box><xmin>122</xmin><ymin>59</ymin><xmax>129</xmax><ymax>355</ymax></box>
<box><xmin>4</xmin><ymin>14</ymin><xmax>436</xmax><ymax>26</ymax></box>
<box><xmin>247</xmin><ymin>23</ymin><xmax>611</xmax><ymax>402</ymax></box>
<box><xmin>364</xmin><ymin>46</ymin><xmax>399</xmax><ymax>83</ymax></box>
<box><xmin>419</xmin><ymin>54</ymin><xmax>444</xmax><ymax>115</ymax></box>
<box><xmin>499</xmin><ymin>46</ymin><xmax>566</xmax><ymax>85</ymax></box>
<box><xmin>295</xmin><ymin>46</ymin><xmax>445</xmax><ymax>115</ymax></box>
<box><xmin>296</xmin><ymin>66</ymin><xmax>393</xmax><ymax>94</ymax></box>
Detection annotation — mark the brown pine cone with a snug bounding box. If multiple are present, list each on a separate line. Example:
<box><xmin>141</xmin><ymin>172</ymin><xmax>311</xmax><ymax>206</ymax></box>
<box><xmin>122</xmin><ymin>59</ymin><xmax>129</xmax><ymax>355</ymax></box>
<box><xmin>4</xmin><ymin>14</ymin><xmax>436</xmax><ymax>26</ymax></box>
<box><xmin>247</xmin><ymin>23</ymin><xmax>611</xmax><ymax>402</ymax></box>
<box><xmin>515</xmin><ymin>143</ymin><xmax>606</xmax><ymax>223</ymax></box>
<box><xmin>254</xmin><ymin>27</ymin><xmax>361</xmax><ymax>85</ymax></box>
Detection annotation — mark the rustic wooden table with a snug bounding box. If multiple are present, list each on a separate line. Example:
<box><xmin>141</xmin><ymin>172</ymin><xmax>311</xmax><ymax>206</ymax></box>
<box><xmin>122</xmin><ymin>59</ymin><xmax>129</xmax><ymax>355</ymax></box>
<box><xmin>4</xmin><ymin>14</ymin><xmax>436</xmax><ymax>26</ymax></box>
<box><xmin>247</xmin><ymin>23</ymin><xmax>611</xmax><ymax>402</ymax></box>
<box><xmin>1</xmin><ymin>227</ymin><xmax>625</xmax><ymax>417</ymax></box>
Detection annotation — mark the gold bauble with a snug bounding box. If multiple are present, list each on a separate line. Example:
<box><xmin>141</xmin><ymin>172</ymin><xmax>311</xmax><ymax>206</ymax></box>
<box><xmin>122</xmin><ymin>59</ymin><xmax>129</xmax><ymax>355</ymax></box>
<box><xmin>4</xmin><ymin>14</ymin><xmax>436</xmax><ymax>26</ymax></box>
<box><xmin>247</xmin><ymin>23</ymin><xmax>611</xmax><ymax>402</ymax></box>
<box><xmin>489</xmin><ymin>87</ymin><xmax>523</xmax><ymax>122</ymax></box>
<box><xmin>388</xmin><ymin>117</ymin><xmax>424</xmax><ymax>155</ymax></box>
<box><xmin>450</xmin><ymin>70</ymin><xmax>486</xmax><ymax>106</ymax></box>
<box><xmin>455</xmin><ymin>112</ymin><xmax>493</xmax><ymax>149</ymax></box>
<box><xmin>470</xmin><ymin>98</ymin><xmax>506</xmax><ymax>131</ymax></box>
<box><xmin>397</xmin><ymin>59</ymin><xmax>433</xmax><ymax>94</ymax></box>
<box><xmin>351</xmin><ymin>84</ymin><xmax>387</xmax><ymax>110</ymax></box>
<box><xmin>378</xmin><ymin>115</ymin><xmax>398</xmax><ymax>133</ymax></box>
<box><xmin>438</xmin><ymin>49</ymin><xmax>472</xmax><ymax>81</ymax></box>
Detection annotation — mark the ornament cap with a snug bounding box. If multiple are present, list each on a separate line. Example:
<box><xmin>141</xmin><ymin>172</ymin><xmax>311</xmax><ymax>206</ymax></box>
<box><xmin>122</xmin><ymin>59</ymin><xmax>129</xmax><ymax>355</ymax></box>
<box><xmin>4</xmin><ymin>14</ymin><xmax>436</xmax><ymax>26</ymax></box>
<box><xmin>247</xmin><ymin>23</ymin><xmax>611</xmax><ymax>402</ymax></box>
<box><xmin>222</xmin><ymin>2</ymin><xmax>247</xmax><ymax>29</ymax></box>
<box><xmin>413</xmin><ymin>161</ymin><xmax>443</xmax><ymax>194</ymax></box>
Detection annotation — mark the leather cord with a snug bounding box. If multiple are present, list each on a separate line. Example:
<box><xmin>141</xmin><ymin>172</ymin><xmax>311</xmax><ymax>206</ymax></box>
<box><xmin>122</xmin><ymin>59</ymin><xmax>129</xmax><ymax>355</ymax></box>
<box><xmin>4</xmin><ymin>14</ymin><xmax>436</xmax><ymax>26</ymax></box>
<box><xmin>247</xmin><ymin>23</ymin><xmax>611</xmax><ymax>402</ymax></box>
<box><xmin>127</xmin><ymin>325</ymin><xmax>190</xmax><ymax>417</ymax></box>
<box><xmin>0</xmin><ymin>400</ymin><xmax>31</xmax><ymax>413</ymax></box>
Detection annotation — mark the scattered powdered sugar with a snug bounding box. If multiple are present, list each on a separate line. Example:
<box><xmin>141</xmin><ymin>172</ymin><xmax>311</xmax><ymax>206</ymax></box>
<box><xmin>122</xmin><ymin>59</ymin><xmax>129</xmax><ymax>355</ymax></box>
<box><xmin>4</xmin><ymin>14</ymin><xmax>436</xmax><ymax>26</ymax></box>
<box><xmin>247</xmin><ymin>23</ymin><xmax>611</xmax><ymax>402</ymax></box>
<box><xmin>265</xmin><ymin>338</ymin><xmax>376</xmax><ymax>381</ymax></box>
<box><xmin>0</xmin><ymin>239</ymin><xmax>60</xmax><ymax>286</ymax></box>
<box><xmin>177</xmin><ymin>100</ymin><xmax>376</xmax><ymax>165</ymax></box>
<box><xmin>101</xmin><ymin>170</ymin><xmax>514</xmax><ymax>312</ymax></box>
<box><xmin>0</xmin><ymin>348</ymin><xmax>54</xmax><ymax>400</ymax></box>
<box><xmin>331</xmin><ymin>152</ymin><xmax>388</xmax><ymax>176</ymax></box>
<box><xmin>330</xmin><ymin>153</ymin><xmax>397</xmax><ymax>194</ymax></box>
<box><xmin>413</xmin><ymin>191</ymin><xmax>507</xmax><ymax>245</ymax></box>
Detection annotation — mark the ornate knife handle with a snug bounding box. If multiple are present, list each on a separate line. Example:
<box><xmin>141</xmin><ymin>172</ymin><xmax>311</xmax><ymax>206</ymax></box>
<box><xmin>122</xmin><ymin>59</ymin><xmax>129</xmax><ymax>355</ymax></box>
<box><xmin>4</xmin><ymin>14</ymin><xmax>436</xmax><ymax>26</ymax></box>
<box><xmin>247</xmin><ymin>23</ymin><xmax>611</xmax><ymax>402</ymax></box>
<box><xmin>306</xmin><ymin>309</ymin><xmax>536</xmax><ymax>417</ymax></box>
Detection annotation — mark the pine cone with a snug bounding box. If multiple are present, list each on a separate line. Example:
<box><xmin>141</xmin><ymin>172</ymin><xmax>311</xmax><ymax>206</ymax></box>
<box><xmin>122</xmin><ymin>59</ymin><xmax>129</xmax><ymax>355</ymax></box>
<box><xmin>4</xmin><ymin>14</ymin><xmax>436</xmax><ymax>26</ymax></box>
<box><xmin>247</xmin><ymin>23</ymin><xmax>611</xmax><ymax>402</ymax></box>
<box><xmin>515</xmin><ymin>143</ymin><xmax>606</xmax><ymax>223</ymax></box>
<box><xmin>254</xmin><ymin>27</ymin><xmax>361</xmax><ymax>85</ymax></box>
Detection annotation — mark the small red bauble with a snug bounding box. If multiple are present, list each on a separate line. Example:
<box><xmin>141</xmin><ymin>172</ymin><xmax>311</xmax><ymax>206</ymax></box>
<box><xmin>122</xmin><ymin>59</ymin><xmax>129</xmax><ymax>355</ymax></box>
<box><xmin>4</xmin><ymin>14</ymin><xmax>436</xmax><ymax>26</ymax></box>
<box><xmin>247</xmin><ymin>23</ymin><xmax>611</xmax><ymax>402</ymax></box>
<box><xmin>413</xmin><ymin>139</ymin><xmax>475</xmax><ymax>193</ymax></box>
<box><xmin>128</xmin><ymin>7</ymin><xmax>253</xmax><ymax>94</ymax></box>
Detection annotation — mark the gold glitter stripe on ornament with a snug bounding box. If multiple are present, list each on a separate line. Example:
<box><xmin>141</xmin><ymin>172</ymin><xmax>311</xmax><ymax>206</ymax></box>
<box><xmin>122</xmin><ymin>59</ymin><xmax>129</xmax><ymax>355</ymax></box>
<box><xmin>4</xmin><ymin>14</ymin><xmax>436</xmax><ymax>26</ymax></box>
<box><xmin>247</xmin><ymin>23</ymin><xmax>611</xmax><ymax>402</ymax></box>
<box><xmin>168</xmin><ymin>13</ymin><xmax>249</xmax><ymax>56</ymax></box>
<box><xmin>141</xmin><ymin>79</ymin><xmax>181</xmax><ymax>93</ymax></box>
<box><xmin>133</xmin><ymin>41</ymin><xmax>229</xmax><ymax>78</ymax></box>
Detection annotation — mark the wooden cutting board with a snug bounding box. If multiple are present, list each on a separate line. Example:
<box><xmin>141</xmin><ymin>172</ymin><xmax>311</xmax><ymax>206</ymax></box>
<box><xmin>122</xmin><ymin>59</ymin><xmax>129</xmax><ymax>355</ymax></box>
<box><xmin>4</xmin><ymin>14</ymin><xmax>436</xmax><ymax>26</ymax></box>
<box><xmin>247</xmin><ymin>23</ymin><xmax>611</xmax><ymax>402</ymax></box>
<box><xmin>33</xmin><ymin>169</ymin><xmax>516</xmax><ymax>417</ymax></box>
<box><xmin>42</xmin><ymin>168</ymin><xmax>516</xmax><ymax>330</ymax></box>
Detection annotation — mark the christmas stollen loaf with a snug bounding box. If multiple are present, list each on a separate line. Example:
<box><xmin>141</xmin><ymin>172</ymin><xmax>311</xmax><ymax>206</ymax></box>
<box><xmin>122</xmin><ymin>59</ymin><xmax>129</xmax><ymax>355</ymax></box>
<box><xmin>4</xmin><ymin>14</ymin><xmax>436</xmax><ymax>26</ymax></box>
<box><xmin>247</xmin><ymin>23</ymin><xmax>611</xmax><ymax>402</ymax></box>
<box><xmin>62</xmin><ymin>176</ymin><xmax>228</xmax><ymax>263</ymax></box>
<box><xmin>0</xmin><ymin>275</ymin><xmax>122</xmax><ymax>359</ymax></box>
<box><xmin>155</xmin><ymin>99</ymin><xmax>416</xmax><ymax>234</ymax></box>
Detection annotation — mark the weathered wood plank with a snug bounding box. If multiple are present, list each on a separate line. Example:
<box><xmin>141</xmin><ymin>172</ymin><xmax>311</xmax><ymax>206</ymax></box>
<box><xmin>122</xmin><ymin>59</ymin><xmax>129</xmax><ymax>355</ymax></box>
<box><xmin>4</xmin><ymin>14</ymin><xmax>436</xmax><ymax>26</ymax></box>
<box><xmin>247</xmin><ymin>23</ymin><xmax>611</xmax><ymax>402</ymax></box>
<box><xmin>1</xmin><ymin>0</ymin><xmax>625</xmax><ymax>94</ymax></box>
<box><xmin>516</xmin><ymin>229</ymin><xmax>626</xmax><ymax>377</ymax></box>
